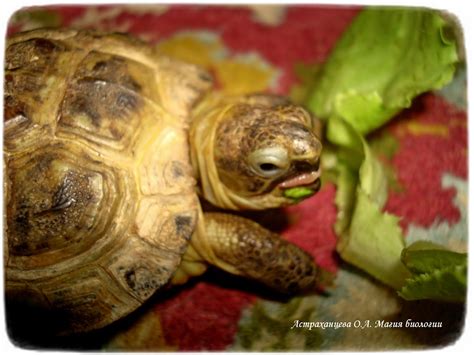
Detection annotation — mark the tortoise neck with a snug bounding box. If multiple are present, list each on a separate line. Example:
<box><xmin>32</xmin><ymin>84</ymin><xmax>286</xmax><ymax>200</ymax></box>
<box><xmin>189</xmin><ymin>94</ymin><xmax>248</xmax><ymax>210</ymax></box>
<box><xmin>190</xmin><ymin>93</ymin><xmax>227</xmax><ymax>207</ymax></box>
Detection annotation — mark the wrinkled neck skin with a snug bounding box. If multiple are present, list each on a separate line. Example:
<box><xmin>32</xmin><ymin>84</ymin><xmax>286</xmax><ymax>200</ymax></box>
<box><xmin>190</xmin><ymin>93</ymin><xmax>289</xmax><ymax>210</ymax></box>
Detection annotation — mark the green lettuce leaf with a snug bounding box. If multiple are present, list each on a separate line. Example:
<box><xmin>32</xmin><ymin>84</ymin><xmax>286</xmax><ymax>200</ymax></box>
<box><xmin>338</xmin><ymin>187</ymin><xmax>410</xmax><ymax>289</ymax></box>
<box><xmin>303</xmin><ymin>7</ymin><xmax>459</xmax><ymax>292</ymax></box>
<box><xmin>398</xmin><ymin>241</ymin><xmax>467</xmax><ymax>302</ymax></box>
<box><xmin>401</xmin><ymin>240</ymin><xmax>466</xmax><ymax>274</ymax></box>
<box><xmin>398</xmin><ymin>265</ymin><xmax>466</xmax><ymax>303</ymax></box>
<box><xmin>330</xmin><ymin>117</ymin><xmax>410</xmax><ymax>288</ymax></box>
<box><xmin>333</xmin><ymin>162</ymin><xmax>358</xmax><ymax>236</ymax></box>
<box><xmin>307</xmin><ymin>7</ymin><xmax>458</xmax><ymax>135</ymax></box>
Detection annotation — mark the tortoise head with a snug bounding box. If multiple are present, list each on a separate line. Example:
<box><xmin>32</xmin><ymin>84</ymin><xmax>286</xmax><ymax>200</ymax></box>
<box><xmin>191</xmin><ymin>94</ymin><xmax>322</xmax><ymax>210</ymax></box>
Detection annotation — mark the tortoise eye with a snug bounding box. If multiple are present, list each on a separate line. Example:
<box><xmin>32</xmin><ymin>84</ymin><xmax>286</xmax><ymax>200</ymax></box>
<box><xmin>249</xmin><ymin>147</ymin><xmax>289</xmax><ymax>178</ymax></box>
<box><xmin>259</xmin><ymin>163</ymin><xmax>280</xmax><ymax>172</ymax></box>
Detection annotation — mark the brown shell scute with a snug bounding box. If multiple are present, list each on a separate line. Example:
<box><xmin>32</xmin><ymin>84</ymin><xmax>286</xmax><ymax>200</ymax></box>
<box><xmin>9</xmin><ymin>163</ymin><xmax>100</xmax><ymax>256</ymax></box>
<box><xmin>6</xmin><ymin>147</ymin><xmax>106</xmax><ymax>264</ymax></box>
<box><xmin>5</xmin><ymin>37</ymin><xmax>65</xmax><ymax>71</ymax></box>
<box><xmin>4</xmin><ymin>29</ymin><xmax>211</xmax><ymax>333</ymax></box>
<box><xmin>60</xmin><ymin>78</ymin><xmax>143</xmax><ymax>137</ymax></box>
<box><xmin>4</xmin><ymin>37</ymin><xmax>65</xmax><ymax>122</ymax></box>
<box><xmin>57</xmin><ymin>50</ymin><xmax>156</xmax><ymax>151</ymax></box>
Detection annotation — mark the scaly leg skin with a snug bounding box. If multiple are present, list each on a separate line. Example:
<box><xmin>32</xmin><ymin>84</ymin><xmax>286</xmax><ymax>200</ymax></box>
<box><xmin>172</xmin><ymin>212</ymin><xmax>333</xmax><ymax>294</ymax></box>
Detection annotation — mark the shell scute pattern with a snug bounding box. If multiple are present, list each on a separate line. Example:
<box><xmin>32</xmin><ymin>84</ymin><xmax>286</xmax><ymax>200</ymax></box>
<box><xmin>57</xmin><ymin>50</ymin><xmax>156</xmax><ymax>153</ymax></box>
<box><xmin>4</xmin><ymin>29</ymin><xmax>206</xmax><ymax>332</ymax></box>
<box><xmin>4</xmin><ymin>37</ymin><xmax>67</xmax><ymax>126</ymax></box>
<box><xmin>6</xmin><ymin>146</ymin><xmax>108</xmax><ymax>266</ymax></box>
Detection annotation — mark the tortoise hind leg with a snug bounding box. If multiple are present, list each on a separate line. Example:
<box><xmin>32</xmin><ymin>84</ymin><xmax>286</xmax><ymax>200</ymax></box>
<box><xmin>172</xmin><ymin>212</ymin><xmax>332</xmax><ymax>294</ymax></box>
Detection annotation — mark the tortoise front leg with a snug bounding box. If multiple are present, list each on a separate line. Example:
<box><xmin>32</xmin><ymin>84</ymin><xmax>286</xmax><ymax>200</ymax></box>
<box><xmin>172</xmin><ymin>212</ymin><xmax>332</xmax><ymax>294</ymax></box>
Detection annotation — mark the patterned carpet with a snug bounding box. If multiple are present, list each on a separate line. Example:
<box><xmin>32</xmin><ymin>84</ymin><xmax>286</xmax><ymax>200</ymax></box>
<box><xmin>5</xmin><ymin>4</ymin><xmax>467</xmax><ymax>351</ymax></box>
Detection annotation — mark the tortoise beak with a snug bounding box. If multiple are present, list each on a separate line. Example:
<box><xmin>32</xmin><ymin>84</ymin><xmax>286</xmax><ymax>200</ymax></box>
<box><xmin>277</xmin><ymin>159</ymin><xmax>322</xmax><ymax>200</ymax></box>
<box><xmin>278</xmin><ymin>169</ymin><xmax>321</xmax><ymax>189</ymax></box>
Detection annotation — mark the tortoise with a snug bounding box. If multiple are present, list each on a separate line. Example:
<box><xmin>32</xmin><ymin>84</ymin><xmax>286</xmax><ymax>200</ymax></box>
<box><xmin>4</xmin><ymin>28</ymin><xmax>326</xmax><ymax>335</ymax></box>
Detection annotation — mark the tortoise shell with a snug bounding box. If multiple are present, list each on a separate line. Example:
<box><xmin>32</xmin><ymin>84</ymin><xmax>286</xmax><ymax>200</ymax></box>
<box><xmin>4</xmin><ymin>29</ymin><xmax>211</xmax><ymax>333</ymax></box>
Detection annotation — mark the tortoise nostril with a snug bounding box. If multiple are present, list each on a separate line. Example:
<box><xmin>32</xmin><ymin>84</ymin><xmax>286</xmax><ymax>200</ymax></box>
<box><xmin>293</xmin><ymin>159</ymin><xmax>319</xmax><ymax>173</ymax></box>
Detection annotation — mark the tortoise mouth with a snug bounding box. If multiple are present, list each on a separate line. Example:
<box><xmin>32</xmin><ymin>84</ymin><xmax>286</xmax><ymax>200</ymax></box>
<box><xmin>313</xmin><ymin>178</ymin><xmax>322</xmax><ymax>192</ymax></box>
<box><xmin>303</xmin><ymin>177</ymin><xmax>321</xmax><ymax>192</ymax></box>
<box><xmin>278</xmin><ymin>170</ymin><xmax>321</xmax><ymax>190</ymax></box>
<box><xmin>277</xmin><ymin>169</ymin><xmax>321</xmax><ymax>200</ymax></box>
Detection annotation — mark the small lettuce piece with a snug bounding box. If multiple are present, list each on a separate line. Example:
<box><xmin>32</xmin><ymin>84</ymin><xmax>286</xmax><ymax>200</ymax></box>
<box><xmin>283</xmin><ymin>187</ymin><xmax>315</xmax><ymax>200</ymax></box>
<box><xmin>398</xmin><ymin>241</ymin><xmax>467</xmax><ymax>302</ymax></box>
<box><xmin>307</xmin><ymin>7</ymin><xmax>458</xmax><ymax>135</ymax></box>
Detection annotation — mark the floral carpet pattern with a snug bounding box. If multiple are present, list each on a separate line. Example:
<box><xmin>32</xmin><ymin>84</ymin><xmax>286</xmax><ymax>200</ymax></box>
<box><xmin>5</xmin><ymin>4</ymin><xmax>467</xmax><ymax>351</ymax></box>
